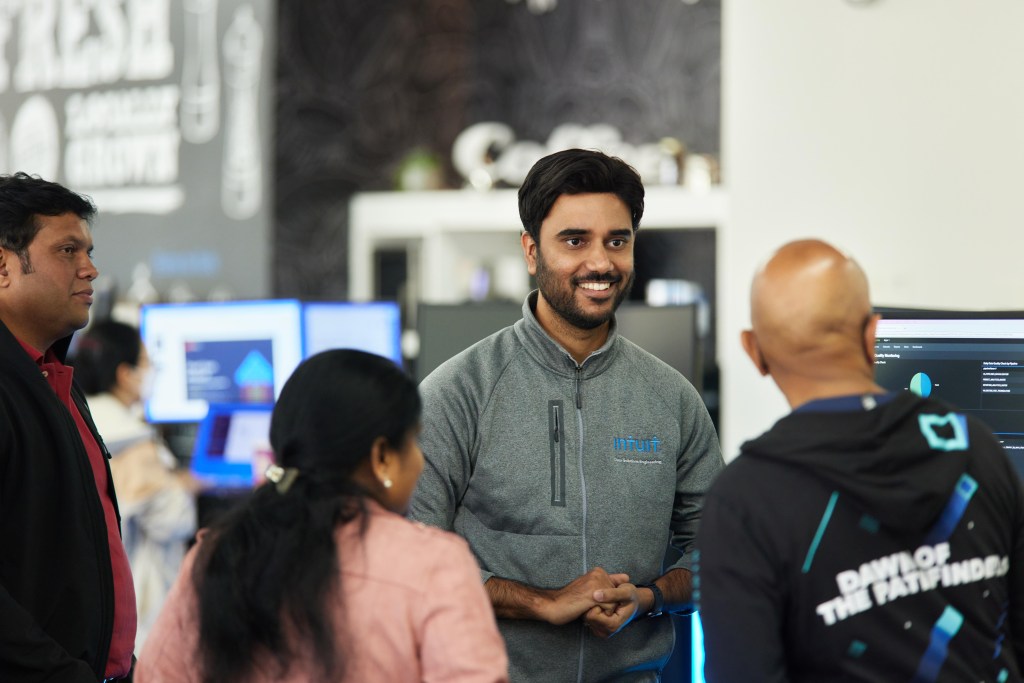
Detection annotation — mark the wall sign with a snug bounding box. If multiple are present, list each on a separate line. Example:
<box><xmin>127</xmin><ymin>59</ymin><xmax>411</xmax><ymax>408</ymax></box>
<box><xmin>0</xmin><ymin>0</ymin><xmax>274</xmax><ymax>300</ymax></box>
<box><xmin>452</xmin><ymin>120</ymin><xmax>689</xmax><ymax>189</ymax></box>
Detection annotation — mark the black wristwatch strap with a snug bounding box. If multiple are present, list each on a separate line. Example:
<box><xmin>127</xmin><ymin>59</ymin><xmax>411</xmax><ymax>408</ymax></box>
<box><xmin>639</xmin><ymin>582</ymin><xmax>664</xmax><ymax>617</ymax></box>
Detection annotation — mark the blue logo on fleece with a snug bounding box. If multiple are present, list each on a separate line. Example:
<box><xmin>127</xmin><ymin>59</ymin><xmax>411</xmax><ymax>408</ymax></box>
<box><xmin>612</xmin><ymin>435</ymin><xmax>660</xmax><ymax>453</ymax></box>
<box><xmin>918</xmin><ymin>413</ymin><xmax>969</xmax><ymax>452</ymax></box>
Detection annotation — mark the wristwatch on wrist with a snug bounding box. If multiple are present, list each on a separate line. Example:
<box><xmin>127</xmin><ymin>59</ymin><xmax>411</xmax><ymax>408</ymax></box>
<box><xmin>638</xmin><ymin>582</ymin><xmax>664</xmax><ymax>617</ymax></box>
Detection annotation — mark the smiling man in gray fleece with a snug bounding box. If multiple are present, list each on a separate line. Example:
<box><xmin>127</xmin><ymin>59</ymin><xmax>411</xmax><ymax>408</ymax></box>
<box><xmin>409</xmin><ymin>148</ymin><xmax>724</xmax><ymax>683</ymax></box>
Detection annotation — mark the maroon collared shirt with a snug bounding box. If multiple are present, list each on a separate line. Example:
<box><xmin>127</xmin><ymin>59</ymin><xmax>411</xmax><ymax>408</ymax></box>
<box><xmin>18</xmin><ymin>339</ymin><xmax>136</xmax><ymax>678</ymax></box>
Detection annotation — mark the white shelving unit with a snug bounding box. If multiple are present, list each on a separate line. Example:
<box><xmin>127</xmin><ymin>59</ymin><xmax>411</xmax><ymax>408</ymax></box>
<box><xmin>348</xmin><ymin>186</ymin><xmax>728</xmax><ymax>304</ymax></box>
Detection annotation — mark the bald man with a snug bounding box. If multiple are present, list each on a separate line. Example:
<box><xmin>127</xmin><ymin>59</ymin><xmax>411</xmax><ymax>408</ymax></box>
<box><xmin>695</xmin><ymin>239</ymin><xmax>1024</xmax><ymax>682</ymax></box>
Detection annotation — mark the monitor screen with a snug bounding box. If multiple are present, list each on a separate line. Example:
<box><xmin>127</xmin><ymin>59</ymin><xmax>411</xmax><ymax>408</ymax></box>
<box><xmin>874</xmin><ymin>310</ymin><xmax>1024</xmax><ymax>473</ymax></box>
<box><xmin>303</xmin><ymin>301</ymin><xmax>403</xmax><ymax>364</ymax></box>
<box><xmin>415</xmin><ymin>302</ymin><xmax>521</xmax><ymax>381</ymax></box>
<box><xmin>190</xmin><ymin>403</ymin><xmax>274</xmax><ymax>489</ymax></box>
<box><xmin>415</xmin><ymin>301</ymin><xmax>701</xmax><ymax>392</ymax></box>
<box><xmin>616</xmin><ymin>303</ymin><xmax>702</xmax><ymax>393</ymax></box>
<box><xmin>141</xmin><ymin>300</ymin><xmax>304</xmax><ymax>423</ymax></box>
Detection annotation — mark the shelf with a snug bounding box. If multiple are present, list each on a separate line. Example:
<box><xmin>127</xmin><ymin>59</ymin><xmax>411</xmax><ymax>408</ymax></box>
<box><xmin>348</xmin><ymin>186</ymin><xmax>728</xmax><ymax>303</ymax></box>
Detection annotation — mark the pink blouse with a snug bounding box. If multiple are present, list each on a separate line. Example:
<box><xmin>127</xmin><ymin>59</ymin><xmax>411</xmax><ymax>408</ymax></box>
<box><xmin>136</xmin><ymin>502</ymin><xmax>508</xmax><ymax>683</ymax></box>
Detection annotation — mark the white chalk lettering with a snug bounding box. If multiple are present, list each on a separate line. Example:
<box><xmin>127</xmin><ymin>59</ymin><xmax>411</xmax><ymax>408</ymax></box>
<box><xmin>8</xmin><ymin>0</ymin><xmax>172</xmax><ymax>93</ymax></box>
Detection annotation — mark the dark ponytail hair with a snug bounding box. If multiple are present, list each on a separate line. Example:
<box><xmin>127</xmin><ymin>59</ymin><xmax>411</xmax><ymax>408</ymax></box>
<box><xmin>193</xmin><ymin>349</ymin><xmax>421</xmax><ymax>683</ymax></box>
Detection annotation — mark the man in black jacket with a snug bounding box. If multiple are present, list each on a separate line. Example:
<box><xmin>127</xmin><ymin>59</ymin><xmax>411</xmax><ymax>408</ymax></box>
<box><xmin>0</xmin><ymin>173</ymin><xmax>136</xmax><ymax>682</ymax></box>
<box><xmin>696</xmin><ymin>239</ymin><xmax>1024</xmax><ymax>682</ymax></box>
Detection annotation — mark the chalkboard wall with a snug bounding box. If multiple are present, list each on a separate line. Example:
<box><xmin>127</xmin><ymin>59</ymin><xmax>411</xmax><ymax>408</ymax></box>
<box><xmin>274</xmin><ymin>0</ymin><xmax>721</xmax><ymax>298</ymax></box>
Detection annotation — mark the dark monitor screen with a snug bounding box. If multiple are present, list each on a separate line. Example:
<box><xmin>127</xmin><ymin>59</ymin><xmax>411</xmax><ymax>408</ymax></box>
<box><xmin>616</xmin><ymin>303</ymin><xmax>702</xmax><ymax>391</ymax></box>
<box><xmin>873</xmin><ymin>309</ymin><xmax>1024</xmax><ymax>474</ymax></box>
<box><xmin>416</xmin><ymin>302</ymin><xmax>520</xmax><ymax>381</ymax></box>
<box><xmin>416</xmin><ymin>301</ymin><xmax>701</xmax><ymax>392</ymax></box>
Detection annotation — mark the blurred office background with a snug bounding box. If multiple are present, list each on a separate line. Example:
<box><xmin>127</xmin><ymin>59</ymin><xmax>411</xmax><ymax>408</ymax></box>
<box><xmin>2</xmin><ymin>0</ymin><xmax>1018</xmax><ymax>459</ymax></box>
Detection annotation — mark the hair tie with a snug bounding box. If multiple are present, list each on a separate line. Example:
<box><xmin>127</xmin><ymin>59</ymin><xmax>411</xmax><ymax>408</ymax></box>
<box><xmin>264</xmin><ymin>464</ymin><xmax>300</xmax><ymax>494</ymax></box>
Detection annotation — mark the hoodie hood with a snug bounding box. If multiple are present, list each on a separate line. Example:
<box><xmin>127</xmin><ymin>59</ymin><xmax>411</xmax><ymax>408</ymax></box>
<box><xmin>739</xmin><ymin>391</ymin><xmax>970</xmax><ymax>534</ymax></box>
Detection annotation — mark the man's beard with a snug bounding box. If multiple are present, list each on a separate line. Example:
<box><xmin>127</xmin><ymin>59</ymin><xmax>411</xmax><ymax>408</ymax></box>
<box><xmin>534</xmin><ymin>247</ymin><xmax>635</xmax><ymax>331</ymax></box>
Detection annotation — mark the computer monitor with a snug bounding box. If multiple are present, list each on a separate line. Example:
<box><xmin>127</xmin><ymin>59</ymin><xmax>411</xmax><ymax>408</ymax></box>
<box><xmin>616</xmin><ymin>303</ymin><xmax>702</xmax><ymax>392</ymax></box>
<box><xmin>141</xmin><ymin>300</ymin><xmax>304</xmax><ymax>423</ymax></box>
<box><xmin>415</xmin><ymin>301</ymin><xmax>702</xmax><ymax>392</ymax></box>
<box><xmin>873</xmin><ymin>309</ymin><xmax>1024</xmax><ymax>473</ymax></box>
<box><xmin>303</xmin><ymin>301</ymin><xmax>403</xmax><ymax>364</ymax></box>
<box><xmin>415</xmin><ymin>302</ymin><xmax>520</xmax><ymax>381</ymax></box>
<box><xmin>190</xmin><ymin>402</ymin><xmax>274</xmax><ymax>489</ymax></box>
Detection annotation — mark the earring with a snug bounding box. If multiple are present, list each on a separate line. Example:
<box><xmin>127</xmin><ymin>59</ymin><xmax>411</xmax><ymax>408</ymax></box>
<box><xmin>383</xmin><ymin>478</ymin><xmax>393</xmax><ymax>489</ymax></box>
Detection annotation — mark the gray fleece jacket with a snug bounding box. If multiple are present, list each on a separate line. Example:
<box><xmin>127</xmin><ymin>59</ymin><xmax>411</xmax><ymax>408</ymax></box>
<box><xmin>410</xmin><ymin>292</ymin><xmax>724</xmax><ymax>683</ymax></box>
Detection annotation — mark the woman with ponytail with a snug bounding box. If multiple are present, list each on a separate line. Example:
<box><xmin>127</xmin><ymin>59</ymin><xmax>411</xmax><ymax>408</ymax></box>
<box><xmin>135</xmin><ymin>349</ymin><xmax>508</xmax><ymax>683</ymax></box>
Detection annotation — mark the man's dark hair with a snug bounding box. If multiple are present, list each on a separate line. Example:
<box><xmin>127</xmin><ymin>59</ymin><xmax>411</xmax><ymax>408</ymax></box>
<box><xmin>0</xmin><ymin>172</ymin><xmax>96</xmax><ymax>271</ymax></box>
<box><xmin>518</xmin><ymin>148</ymin><xmax>645</xmax><ymax>241</ymax></box>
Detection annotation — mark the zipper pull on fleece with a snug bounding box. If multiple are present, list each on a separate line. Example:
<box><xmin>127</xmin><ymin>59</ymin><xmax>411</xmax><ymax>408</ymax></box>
<box><xmin>575</xmin><ymin>367</ymin><xmax>582</xmax><ymax>409</ymax></box>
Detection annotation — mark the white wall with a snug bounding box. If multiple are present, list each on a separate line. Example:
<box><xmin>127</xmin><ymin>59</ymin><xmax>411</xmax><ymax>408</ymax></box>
<box><xmin>720</xmin><ymin>0</ymin><xmax>1024</xmax><ymax>458</ymax></box>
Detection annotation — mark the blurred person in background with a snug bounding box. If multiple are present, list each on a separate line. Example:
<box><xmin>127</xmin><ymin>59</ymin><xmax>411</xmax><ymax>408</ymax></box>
<box><xmin>72</xmin><ymin>320</ymin><xmax>199</xmax><ymax>650</ymax></box>
<box><xmin>135</xmin><ymin>349</ymin><xmax>509</xmax><ymax>683</ymax></box>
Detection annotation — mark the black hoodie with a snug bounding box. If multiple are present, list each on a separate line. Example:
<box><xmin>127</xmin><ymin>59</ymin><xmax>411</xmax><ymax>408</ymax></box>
<box><xmin>696</xmin><ymin>392</ymin><xmax>1024</xmax><ymax>683</ymax></box>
